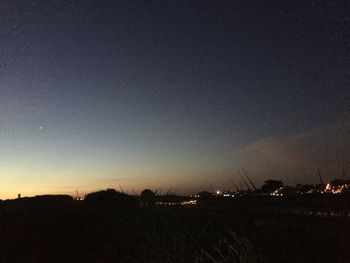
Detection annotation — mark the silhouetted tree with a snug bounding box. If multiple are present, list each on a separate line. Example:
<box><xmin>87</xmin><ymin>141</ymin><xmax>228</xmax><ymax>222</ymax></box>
<box><xmin>330</xmin><ymin>179</ymin><xmax>346</xmax><ymax>187</ymax></box>
<box><xmin>141</xmin><ymin>189</ymin><xmax>155</xmax><ymax>207</ymax></box>
<box><xmin>261</xmin><ymin>180</ymin><xmax>284</xmax><ymax>193</ymax></box>
<box><xmin>197</xmin><ymin>191</ymin><xmax>213</xmax><ymax>198</ymax></box>
<box><xmin>84</xmin><ymin>188</ymin><xmax>137</xmax><ymax>209</ymax></box>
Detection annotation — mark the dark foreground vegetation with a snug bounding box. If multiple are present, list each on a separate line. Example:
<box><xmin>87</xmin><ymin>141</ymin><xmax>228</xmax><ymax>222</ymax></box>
<box><xmin>0</xmin><ymin>189</ymin><xmax>349</xmax><ymax>263</ymax></box>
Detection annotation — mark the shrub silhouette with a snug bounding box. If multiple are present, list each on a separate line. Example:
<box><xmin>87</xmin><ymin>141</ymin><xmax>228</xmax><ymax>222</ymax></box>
<box><xmin>84</xmin><ymin>188</ymin><xmax>137</xmax><ymax>209</ymax></box>
<box><xmin>261</xmin><ymin>180</ymin><xmax>283</xmax><ymax>194</ymax></box>
<box><xmin>141</xmin><ymin>189</ymin><xmax>155</xmax><ymax>198</ymax></box>
<box><xmin>140</xmin><ymin>189</ymin><xmax>156</xmax><ymax>207</ymax></box>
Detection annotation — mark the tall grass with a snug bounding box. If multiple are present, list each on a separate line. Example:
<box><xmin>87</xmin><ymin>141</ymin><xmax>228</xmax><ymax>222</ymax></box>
<box><xmin>124</xmin><ymin>208</ymin><xmax>261</xmax><ymax>263</ymax></box>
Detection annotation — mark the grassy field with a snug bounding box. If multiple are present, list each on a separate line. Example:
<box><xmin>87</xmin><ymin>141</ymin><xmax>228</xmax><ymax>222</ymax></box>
<box><xmin>0</xmin><ymin>194</ymin><xmax>349</xmax><ymax>263</ymax></box>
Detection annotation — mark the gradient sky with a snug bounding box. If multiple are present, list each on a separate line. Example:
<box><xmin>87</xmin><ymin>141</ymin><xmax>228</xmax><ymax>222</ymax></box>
<box><xmin>0</xmin><ymin>1</ymin><xmax>349</xmax><ymax>198</ymax></box>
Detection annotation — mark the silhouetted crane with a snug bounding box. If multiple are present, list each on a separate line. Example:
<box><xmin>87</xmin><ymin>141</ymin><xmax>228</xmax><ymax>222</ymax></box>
<box><xmin>317</xmin><ymin>168</ymin><xmax>324</xmax><ymax>185</ymax></box>
<box><xmin>238</xmin><ymin>169</ymin><xmax>251</xmax><ymax>191</ymax></box>
<box><xmin>230</xmin><ymin>176</ymin><xmax>241</xmax><ymax>192</ymax></box>
<box><xmin>342</xmin><ymin>154</ymin><xmax>346</xmax><ymax>180</ymax></box>
<box><xmin>242</xmin><ymin>168</ymin><xmax>257</xmax><ymax>191</ymax></box>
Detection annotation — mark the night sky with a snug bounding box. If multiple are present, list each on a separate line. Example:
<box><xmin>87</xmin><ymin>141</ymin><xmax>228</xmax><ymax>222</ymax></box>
<box><xmin>0</xmin><ymin>1</ymin><xmax>349</xmax><ymax>198</ymax></box>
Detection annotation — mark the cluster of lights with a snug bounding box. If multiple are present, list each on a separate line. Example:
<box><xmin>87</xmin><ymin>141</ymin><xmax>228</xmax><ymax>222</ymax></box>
<box><xmin>270</xmin><ymin>187</ymin><xmax>284</xmax><ymax>197</ymax></box>
<box><xmin>324</xmin><ymin>183</ymin><xmax>349</xmax><ymax>194</ymax></box>
<box><xmin>272</xmin><ymin>183</ymin><xmax>350</xmax><ymax>196</ymax></box>
<box><xmin>180</xmin><ymin>200</ymin><xmax>197</xmax><ymax>205</ymax></box>
<box><xmin>155</xmin><ymin>200</ymin><xmax>197</xmax><ymax>206</ymax></box>
<box><xmin>215</xmin><ymin>191</ymin><xmax>235</xmax><ymax>197</ymax></box>
<box><xmin>155</xmin><ymin>201</ymin><xmax>179</xmax><ymax>206</ymax></box>
<box><xmin>190</xmin><ymin>190</ymin><xmax>238</xmax><ymax>198</ymax></box>
<box><xmin>192</xmin><ymin>182</ymin><xmax>350</xmax><ymax>199</ymax></box>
